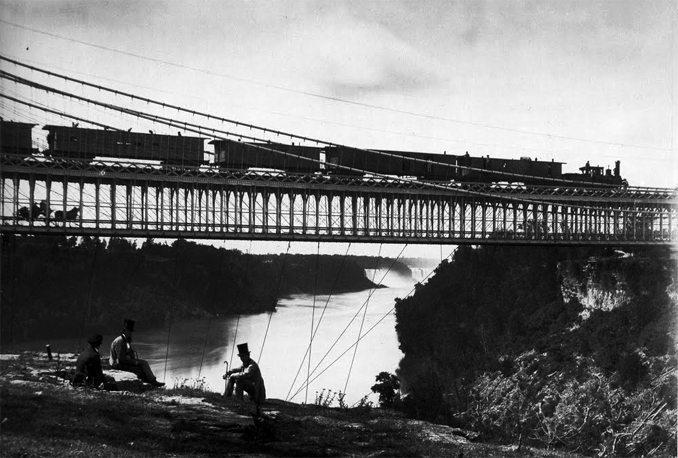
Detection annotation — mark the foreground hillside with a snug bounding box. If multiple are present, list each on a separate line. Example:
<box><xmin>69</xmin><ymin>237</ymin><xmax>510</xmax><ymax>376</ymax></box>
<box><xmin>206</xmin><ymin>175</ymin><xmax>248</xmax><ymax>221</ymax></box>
<box><xmin>0</xmin><ymin>352</ymin><xmax>587</xmax><ymax>458</ymax></box>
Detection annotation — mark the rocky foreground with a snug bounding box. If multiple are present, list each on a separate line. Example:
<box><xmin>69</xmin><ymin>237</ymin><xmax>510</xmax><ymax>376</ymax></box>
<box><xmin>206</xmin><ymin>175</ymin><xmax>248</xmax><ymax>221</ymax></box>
<box><xmin>0</xmin><ymin>352</ymin><xmax>585</xmax><ymax>458</ymax></box>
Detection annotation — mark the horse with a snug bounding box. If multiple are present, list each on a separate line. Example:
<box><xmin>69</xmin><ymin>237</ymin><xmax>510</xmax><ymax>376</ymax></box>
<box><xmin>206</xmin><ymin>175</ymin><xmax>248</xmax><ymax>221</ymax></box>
<box><xmin>39</xmin><ymin>200</ymin><xmax>51</xmax><ymax>217</ymax></box>
<box><xmin>53</xmin><ymin>207</ymin><xmax>80</xmax><ymax>226</ymax></box>
<box><xmin>16</xmin><ymin>202</ymin><xmax>43</xmax><ymax>222</ymax></box>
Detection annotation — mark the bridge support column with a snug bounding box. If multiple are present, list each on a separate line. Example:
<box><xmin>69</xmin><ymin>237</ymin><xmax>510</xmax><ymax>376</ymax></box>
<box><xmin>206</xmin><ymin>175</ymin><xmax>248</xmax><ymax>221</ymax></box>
<box><xmin>110</xmin><ymin>182</ymin><xmax>117</xmax><ymax>229</ymax></box>
<box><xmin>251</xmin><ymin>188</ymin><xmax>257</xmax><ymax>234</ymax></box>
<box><xmin>61</xmin><ymin>175</ymin><xmax>69</xmax><ymax>226</ymax></box>
<box><xmin>301</xmin><ymin>194</ymin><xmax>308</xmax><ymax>235</ymax></box>
<box><xmin>275</xmin><ymin>192</ymin><xmax>282</xmax><ymax>234</ymax></box>
<box><xmin>315</xmin><ymin>192</ymin><xmax>320</xmax><ymax>235</ymax></box>
<box><xmin>351</xmin><ymin>196</ymin><xmax>357</xmax><ymax>237</ymax></box>
<box><xmin>28</xmin><ymin>176</ymin><xmax>36</xmax><ymax>225</ymax></box>
<box><xmin>289</xmin><ymin>192</ymin><xmax>295</xmax><ymax>234</ymax></box>
<box><xmin>95</xmin><ymin>180</ymin><xmax>100</xmax><ymax>230</ymax></box>
<box><xmin>262</xmin><ymin>190</ymin><xmax>269</xmax><ymax>234</ymax></box>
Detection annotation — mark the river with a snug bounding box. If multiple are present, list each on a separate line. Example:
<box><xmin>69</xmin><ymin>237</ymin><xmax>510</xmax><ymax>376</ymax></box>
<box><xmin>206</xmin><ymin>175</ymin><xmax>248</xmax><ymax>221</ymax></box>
<box><xmin>19</xmin><ymin>267</ymin><xmax>428</xmax><ymax>406</ymax></box>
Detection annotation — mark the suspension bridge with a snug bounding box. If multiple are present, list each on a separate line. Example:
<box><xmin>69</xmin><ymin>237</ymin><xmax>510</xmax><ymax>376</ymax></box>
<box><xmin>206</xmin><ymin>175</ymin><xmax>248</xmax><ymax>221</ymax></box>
<box><xmin>1</xmin><ymin>53</ymin><xmax>676</xmax><ymax>410</ymax></box>
<box><xmin>0</xmin><ymin>55</ymin><xmax>676</xmax><ymax>246</ymax></box>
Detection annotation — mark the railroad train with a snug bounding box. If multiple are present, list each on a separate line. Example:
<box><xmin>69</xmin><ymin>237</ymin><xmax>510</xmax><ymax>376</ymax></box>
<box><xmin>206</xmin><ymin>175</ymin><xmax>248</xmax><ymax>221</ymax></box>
<box><xmin>1</xmin><ymin>120</ymin><xmax>627</xmax><ymax>187</ymax></box>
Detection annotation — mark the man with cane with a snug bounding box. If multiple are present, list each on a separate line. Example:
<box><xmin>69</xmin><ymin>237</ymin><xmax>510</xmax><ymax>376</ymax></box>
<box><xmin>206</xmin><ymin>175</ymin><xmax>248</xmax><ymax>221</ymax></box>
<box><xmin>224</xmin><ymin>343</ymin><xmax>266</xmax><ymax>409</ymax></box>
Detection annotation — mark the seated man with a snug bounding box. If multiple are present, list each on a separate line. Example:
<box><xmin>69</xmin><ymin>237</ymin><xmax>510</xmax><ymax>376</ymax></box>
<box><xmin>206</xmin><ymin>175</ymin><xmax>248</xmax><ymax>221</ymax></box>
<box><xmin>109</xmin><ymin>319</ymin><xmax>164</xmax><ymax>387</ymax></box>
<box><xmin>72</xmin><ymin>333</ymin><xmax>116</xmax><ymax>390</ymax></box>
<box><xmin>224</xmin><ymin>343</ymin><xmax>266</xmax><ymax>407</ymax></box>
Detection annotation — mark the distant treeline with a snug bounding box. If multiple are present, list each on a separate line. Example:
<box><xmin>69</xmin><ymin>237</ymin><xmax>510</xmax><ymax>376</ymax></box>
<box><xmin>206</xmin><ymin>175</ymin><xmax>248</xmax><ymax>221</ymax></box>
<box><xmin>0</xmin><ymin>235</ymin><xmax>409</xmax><ymax>343</ymax></box>
<box><xmin>394</xmin><ymin>245</ymin><xmax>676</xmax><ymax>456</ymax></box>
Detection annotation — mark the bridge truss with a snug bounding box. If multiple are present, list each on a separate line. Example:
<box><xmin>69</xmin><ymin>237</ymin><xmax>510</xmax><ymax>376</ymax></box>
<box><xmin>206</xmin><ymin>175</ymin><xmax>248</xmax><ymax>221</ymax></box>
<box><xmin>1</xmin><ymin>156</ymin><xmax>676</xmax><ymax>246</ymax></box>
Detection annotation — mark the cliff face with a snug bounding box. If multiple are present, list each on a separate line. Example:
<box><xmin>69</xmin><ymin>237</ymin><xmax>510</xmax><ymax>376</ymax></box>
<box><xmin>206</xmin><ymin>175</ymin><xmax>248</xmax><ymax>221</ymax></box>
<box><xmin>559</xmin><ymin>258</ymin><xmax>629</xmax><ymax>318</ymax></box>
<box><xmin>394</xmin><ymin>246</ymin><xmax>676</xmax><ymax>457</ymax></box>
<box><xmin>558</xmin><ymin>253</ymin><xmax>676</xmax><ymax>320</ymax></box>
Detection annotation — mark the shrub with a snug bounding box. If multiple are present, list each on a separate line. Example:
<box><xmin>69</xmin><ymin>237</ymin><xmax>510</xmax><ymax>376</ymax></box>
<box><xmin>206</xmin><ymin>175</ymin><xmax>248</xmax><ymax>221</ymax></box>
<box><xmin>371</xmin><ymin>371</ymin><xmax>401</xmax><ymax>408</ymax></box>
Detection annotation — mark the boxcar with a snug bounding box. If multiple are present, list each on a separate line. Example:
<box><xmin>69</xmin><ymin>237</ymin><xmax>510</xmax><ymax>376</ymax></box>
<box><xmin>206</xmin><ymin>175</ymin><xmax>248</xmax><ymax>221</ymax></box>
<box><xmin>325</xmin><ymin>146</ymin><xmax>442</xmax><ymax>178</ymax></box>
<box><xmin>1</xmin><ymin>120</ymin><xmax>36</xmax><ymax>155</ymax></box>
<box><xmin>44</xmin><ymin>126</ymin><xmax>206</xmax><ymax>166</ymax></box>
<box><xmin>212</xmin><ymin>140</ymin><xmax>321</xmax><ymax>174</ymax></box>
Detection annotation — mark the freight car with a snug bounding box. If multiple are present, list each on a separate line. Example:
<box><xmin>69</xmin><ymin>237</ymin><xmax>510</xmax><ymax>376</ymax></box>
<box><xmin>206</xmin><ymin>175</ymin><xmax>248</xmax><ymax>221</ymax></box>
<box><xmin>212</xmin><ymin>140</ymin><xmax>624</xmax><ymax>187</ymax></box>
<box><xmin>211</xmin><ymin>139</ymin><xmax>322</xmax><ymax>174</ymax></box>
<box><xmin>0</xmin><ymin>121</ymin><xmax>626</xmax><ymax>187</ymax></box>
<box><xmin>1</xmin><ymin>120</ymin><xmax>38</xmax><ymax>156</ymax></box>
<box><xmin>324</xmin><ymin>146</ymin><xmax>567</xmax><ymax>185</ymax></box>
<box><xmin>43</xmin><ymin>125</ymin><xmax>206</xmax><ymax>166</ymax></box>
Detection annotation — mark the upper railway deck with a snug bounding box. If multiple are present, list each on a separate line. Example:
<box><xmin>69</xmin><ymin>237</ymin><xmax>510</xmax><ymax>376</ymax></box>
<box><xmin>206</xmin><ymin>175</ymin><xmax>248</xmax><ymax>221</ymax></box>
<box><xmin>1</xmin><ymin>154</ymin><xmax>674</xmax><ymax>203</ymax></box>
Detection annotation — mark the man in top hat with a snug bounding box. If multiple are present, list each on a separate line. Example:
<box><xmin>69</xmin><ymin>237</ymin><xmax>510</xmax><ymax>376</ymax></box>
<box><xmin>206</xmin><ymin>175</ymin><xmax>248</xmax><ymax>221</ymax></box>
<box><xmin>224</xmin><ymin>343</ymin><xmax>266</xmax><ymax>406</ymax></box>
<box><xmin>72</xmin><ymin>333</ymin><xmax>116</xmax><ymax>389</ymax></box>
<box><xmin>110</xmin><ymin>319</ymin><xmax>164</xmax><ymax>387</ymax></box>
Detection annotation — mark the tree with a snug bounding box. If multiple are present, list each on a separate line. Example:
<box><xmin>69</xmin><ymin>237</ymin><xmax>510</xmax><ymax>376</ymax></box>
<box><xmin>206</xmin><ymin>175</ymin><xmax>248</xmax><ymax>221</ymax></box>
<box><xmin>371</xmin><ymin>371</ymin><xmax>401</xmax><ymax>408</ymax></box>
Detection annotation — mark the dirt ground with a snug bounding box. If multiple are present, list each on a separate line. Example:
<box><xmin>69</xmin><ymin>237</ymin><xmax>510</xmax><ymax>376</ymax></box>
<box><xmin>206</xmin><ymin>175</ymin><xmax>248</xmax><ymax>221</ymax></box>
<box><xmin>0</xmin><ymin>352</ymin><xmax>585</xmax><ymax>458</ymax></box>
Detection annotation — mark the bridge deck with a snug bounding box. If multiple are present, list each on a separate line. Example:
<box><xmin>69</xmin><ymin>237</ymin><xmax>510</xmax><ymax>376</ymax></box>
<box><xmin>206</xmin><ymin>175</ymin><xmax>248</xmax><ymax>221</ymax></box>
<box><xmin>2</xmin><ymin>156</ymin><xmax>676</xmax><ymax>246</ymax></box>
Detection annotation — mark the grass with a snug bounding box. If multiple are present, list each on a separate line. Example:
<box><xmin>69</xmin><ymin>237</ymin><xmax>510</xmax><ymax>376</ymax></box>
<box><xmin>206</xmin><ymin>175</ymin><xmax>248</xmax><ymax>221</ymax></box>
<box><xmin>0</xmin><ymin>353</ymin><xmax>588</xmax><ymax>458</ymax></box>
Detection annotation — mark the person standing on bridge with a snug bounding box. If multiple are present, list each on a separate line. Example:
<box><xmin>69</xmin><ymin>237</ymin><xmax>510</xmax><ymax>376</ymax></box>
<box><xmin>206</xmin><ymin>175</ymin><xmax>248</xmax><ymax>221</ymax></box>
<box><xmin>224</xmin><ymin>343</ymin><xmax>266</xmax><ymax>409</ymax></box>
<box><xmin>109</xmin><ymin>319</ymin><xmax>165</xmax><ymax>387</ymax></box>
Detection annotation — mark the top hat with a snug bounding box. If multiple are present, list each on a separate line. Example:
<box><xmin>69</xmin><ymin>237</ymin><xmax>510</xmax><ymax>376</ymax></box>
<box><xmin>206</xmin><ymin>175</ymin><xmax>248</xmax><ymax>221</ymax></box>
<box><xmin>237</xmin><ymin>343</ymin><xmax>250</xmax><ymax>356</ymax></box>
<box><xmin>122</xmin><ymin>319</ymin><xmax>135</xmax><ymax>332</ymax></box>
<box><xmin>87</xmin><ymin>333</ymin><xmax>103</xmax><ymax>346</ymax></box>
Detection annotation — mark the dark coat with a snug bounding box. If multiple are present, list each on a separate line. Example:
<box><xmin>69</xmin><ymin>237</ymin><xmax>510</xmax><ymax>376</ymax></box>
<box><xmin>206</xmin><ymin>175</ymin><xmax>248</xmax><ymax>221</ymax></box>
<box><xmin>73</xmin><ymin>346</ymin><xmax>106</xmax><ymax>388</ymax></box>
<box><xmin>231</xmin><ymin>359</ymin><xmax>266</xmax><ymax>403</ymax></box>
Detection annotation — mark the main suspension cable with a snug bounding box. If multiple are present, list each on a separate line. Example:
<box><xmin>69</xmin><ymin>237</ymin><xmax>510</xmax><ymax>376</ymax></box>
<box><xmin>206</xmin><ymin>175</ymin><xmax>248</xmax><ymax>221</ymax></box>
<box><xmin>0</xmin><ymin>67</ymin><xmax>626</xmax><ymax>189</ymax></box>
<box><xmin>3</xmin><ymin>87</ymin><xmax>637</xmax><ymax>218</ymax></box>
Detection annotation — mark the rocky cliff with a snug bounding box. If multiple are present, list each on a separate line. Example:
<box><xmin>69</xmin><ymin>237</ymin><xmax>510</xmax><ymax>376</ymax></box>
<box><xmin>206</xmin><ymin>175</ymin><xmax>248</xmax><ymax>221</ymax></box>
<box><xmin>394</xmin><ymin>246</ymin><xmax>676</xmax><ymax>457</ymax></box>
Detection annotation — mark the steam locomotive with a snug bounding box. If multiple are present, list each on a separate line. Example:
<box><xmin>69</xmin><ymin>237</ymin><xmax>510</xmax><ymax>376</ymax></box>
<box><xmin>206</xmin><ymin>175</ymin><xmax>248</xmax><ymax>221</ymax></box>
<box><xmin>0</xmin><ymin>120</ymin><xmax>627</xmax><ymax>187</ymax></box>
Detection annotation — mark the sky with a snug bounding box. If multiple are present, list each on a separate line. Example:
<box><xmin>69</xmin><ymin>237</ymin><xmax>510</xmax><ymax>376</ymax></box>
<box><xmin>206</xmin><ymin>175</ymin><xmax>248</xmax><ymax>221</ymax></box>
<box><xmin>0</xmin><ymin>0</ymin><xmax>676</xmax><ymax>258</ymax></box>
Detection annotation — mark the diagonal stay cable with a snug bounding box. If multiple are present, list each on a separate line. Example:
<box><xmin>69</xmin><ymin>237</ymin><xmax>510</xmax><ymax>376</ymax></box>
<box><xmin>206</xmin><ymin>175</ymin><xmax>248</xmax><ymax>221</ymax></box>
<box><xmin>258</xmin><ymin>240</ymin><xmax>292</xmax><ymax>365</ymax></box>
<box><xmin>228</xmin><ymin>239</ymin><xmax>253</xmax><ymax>369</ymax></box>
<box><xmin>198</xmin><ymin>241</ymin><xmax>226</xmax><ymax>378</ymax></box>
<box><xmin>288</xmin><ymin>244</ymin><xmax>408</xmax><ymax>401</ymax></box>
<box><xmin>306</xmin><ymin>241</ymin><xmax>322</xmax><ymax>404</ymax></box>
<box><xmin>284</xmin><ymin>242</ymin><xmax>353</xmax><ymax>401</ymax></box>
<box><xmin>78</xmin><ymin>237</ymin><xmax>100</xmax><ymax>353</ymax></box>
<box><xmin>289</xmin><ymin>247</ymin><xmax>456</xmax><ymax>402</ymax></box>
<box><xmin>344</xmin><ymin>243</ymin><xmax>382</xmax><ymax>394</ymax></box>
<box><xmin>0</xmin><ymin>66</ymin><xmax>628</xmax><ymax>190</ymax></box>
<box><xmin>163</xmin><ymin>242</ymin><xmax>181</xmax><ymax>383</ymax></box>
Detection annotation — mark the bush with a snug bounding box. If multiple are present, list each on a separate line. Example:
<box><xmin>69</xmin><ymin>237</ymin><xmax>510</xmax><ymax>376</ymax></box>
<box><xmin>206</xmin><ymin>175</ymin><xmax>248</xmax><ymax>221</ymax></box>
<box><xmin>463</xmin><ymin>353</ymin><xmax>677</xmax><ymax>456</ymax></box>
<box><xmin>371</xmin><ymin>371</ymin><xmax>401</xmax><ymax>408</ymax></box>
